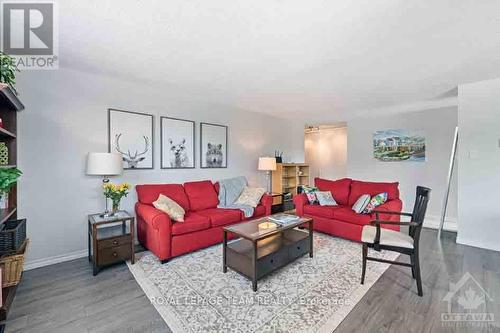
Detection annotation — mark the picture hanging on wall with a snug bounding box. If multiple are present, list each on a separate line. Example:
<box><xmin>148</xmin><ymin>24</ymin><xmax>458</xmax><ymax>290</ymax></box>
<box><xmin>160</xmin><ymin>117</ymin><xmax>195</xmax><ymax>169</ymax></box>
<box><xmin>373</xmin><ymin>129</ymin><xmax>426</xmax><ymax>162</ymax></box>
<box><xmin>200</xmin><ymin>122</ymin><xmax>228</xmax><ymax>168</ymax></box>
<box><xmin>108</xmin><ymin>108</ymin><xmax>154</xmax><ymax>169</ymax></box>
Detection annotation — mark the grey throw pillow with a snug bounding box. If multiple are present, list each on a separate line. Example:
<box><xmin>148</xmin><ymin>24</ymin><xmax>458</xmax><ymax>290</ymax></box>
<box><xmin>316</xmin><ymin>191</ymin><xmax>338</xmax><ymax>206</ymax></box>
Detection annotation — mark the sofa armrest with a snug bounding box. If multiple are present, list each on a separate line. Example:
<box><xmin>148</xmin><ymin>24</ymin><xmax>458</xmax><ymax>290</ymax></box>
<box><xmin>293</xmin><ymin>193</ymin><xmax>309</xmax><ymax>216</ymax></box>
<box><xmin>260</xmin><ymin>194</ymin><xmax>273</xmax><ymax>216</ymax></box>
<box><xmin>371</xmin><ymin>199</ymin><xmax>403</xmax><ymax>222</ymax></box>
<box><xmin>135</xmin><ymin>202</ymin><xmax>172</xmax><ymax>231</ymax></box>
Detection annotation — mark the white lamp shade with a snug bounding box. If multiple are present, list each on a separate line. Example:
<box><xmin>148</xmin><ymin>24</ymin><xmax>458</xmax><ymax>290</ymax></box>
<box><xmin>86</xmin><ymin>153</ymin><xmax>123</xmax><ymax>176</ymax></box>
<box><xmin>258</xmin><ymin>157</ymin><xmax>277</xmax><ymax>171</ymax></box>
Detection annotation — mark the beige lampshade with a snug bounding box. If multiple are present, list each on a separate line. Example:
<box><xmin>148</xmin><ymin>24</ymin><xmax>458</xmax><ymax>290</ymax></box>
<box><xmin>258</xmin><ymin>157</ymin><xmax>277</xmax><ymax>171</ymax></box>
<box><xmin>86</xmin><ymin>153</ymin><xmax>123</xmax><ymax>175</ymax></box>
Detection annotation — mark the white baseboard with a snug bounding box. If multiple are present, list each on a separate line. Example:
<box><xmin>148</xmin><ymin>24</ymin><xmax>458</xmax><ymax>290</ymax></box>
<box><xmin>423</xmin><ymin>214</ymin><xmax>458</xmax><ymax>232</ymax></box>
<box><xmin>24</xmin><ymin>249</ymin><xmax>87</xmax><ymax>271</ymax></box>
<box><xmin>456</xmin><ymin>236</ymin><xmax>500</xmax><ymax>252</ymax></box>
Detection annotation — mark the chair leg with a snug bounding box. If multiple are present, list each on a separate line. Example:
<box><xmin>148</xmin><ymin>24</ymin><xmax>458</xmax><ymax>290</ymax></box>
<box><xmin>414</xmin><ymin>251</ymin><xmax>423</xmax><ymax>296</ymax></box>
<box><xmin>410</xmin><ymin>254</ymin><xmax>416</xmax><ymax>279</ymax></box>
<box><xmin>361</xmin><ymin>243</ymin><xmax>368</xmax><ymax>285</ymax></box>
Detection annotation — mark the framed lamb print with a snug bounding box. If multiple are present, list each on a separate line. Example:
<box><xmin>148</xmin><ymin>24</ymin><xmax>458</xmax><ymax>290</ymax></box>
<box><xmin>200</xmin><ymin>122</ymin><xmax>228</xmax><ymax>168</ymax></box>
<box><xmin>108</xmin><ymin>108</ymin><xmax>154</xmax><ymax>169</ymax></box>
<box><xmin>160</xmin><ymin>116</ymin><xmax>195</xmax><ymax>169</ymax></box>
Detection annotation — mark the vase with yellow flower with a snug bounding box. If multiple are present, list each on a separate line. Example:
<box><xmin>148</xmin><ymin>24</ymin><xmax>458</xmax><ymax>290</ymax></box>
<box><xmin>103</xmin><ymin>182</ymin><xmax>131</xmax><ymax>216</ymax></box>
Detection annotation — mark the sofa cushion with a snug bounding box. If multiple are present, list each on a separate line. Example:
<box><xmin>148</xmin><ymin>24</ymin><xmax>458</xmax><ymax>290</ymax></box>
<box><xmin>333</xmin><ymin>207</ymin><xmax>371</xmax><ymax>226</ymax></box>
<box><xmin>196</xmin><ymin>208</ymin><xmax>242</xmax><ymax>227</ymax></box>
<box><xmin>348</xmin><ymin>180</ymin><xmax>399</xmax><ymax>206</ymax></box>
<box><xmin>314</xmin><ymin>178</ymin><xmax>352</xmax><ymax>205</ymax></box>
<box><xmin>303</xmin><ymin>204</ymin><xmax>340</xmax><ymax>219</ymax></box>
<box><xmin>184</xmin><ymin>180</ymin><xmax>219</xmax><ymax>211</ymax></box>
<box><xmin>136</xmin><ymin>184</ymin><xmax>190</xmax><ymax>211</ymax></box>
<box><xmin>171</xmin><ymin>212</ymin><xmax>210</xmax><ymax>235</ymax></box>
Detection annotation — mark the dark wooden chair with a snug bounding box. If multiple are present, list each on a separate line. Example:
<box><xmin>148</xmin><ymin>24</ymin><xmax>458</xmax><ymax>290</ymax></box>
<box><xmin>360</xmin><ymin>186</ymin><xmax>431</xmax><ymax>296</ymax></box>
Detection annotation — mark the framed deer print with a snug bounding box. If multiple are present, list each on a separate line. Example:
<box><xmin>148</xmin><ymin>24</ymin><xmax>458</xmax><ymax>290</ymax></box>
<box><xmin>108</xmin><ymin>108</ymin><xmax>154</xmax><ymax>169</ymax></box>
<box><xmin>200</xmin><ymin>122</ymin><xmax>228</xmax><ymax>168</ymax></box>
<box><xmin>160</xmin><ymin>117</ymin><xmax>195</xmax><ymax>169</ymax></box>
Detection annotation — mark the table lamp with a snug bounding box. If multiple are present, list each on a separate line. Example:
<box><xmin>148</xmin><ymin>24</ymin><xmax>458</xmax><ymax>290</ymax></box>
<box><xmin>86</xmin><ymin>152</ymin><xmax>123</xmax><ymax>215</ymax></box>
<box><xmin>258</xmin><ymin>157</ymin><xmax>277</xmax><ymax>193</ymax></box>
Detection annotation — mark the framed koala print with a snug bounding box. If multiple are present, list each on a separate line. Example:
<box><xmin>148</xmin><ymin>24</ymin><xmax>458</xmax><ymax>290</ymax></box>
<box><xmin>200</xmin><ymin>122</ymin><xmax>228</xmax><ymax>168</ymax></box>
<box><xmin>160</xmin><ymin>117</ymin><xmax>195</xmax><ymax>169</ymax></box>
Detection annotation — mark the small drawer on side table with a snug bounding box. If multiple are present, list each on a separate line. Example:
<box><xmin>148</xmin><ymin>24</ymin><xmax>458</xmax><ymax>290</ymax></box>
<box><xmin>98</xmin><ymin>243</ymin><xmax>132</xmax><ymax>266</ymax></box>
<box><xmin>98</xmin><ymin>235</ymin><xmax>131</xmax><ymax>250</ymax></box>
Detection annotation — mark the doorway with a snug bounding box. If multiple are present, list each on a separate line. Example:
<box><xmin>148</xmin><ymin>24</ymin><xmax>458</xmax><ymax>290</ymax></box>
<box><xmin>304</xmin><ymin>123</ymin><xmax>347</xmax><ymax>183</ymax></box>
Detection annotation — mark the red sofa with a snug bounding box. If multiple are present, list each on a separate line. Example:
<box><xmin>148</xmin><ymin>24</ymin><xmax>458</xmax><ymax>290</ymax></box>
<box><xmin>294</xmin><ymin>178</ymin><xmax>402</xmax><ymax>242</ymax></box>
<box><xmin>135</xmin><ymin>180</ymin><xmax>272</xmax><ymax>262</ymax></box>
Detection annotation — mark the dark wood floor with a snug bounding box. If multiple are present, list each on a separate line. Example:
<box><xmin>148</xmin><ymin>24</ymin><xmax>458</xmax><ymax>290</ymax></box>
<box><xmin>5</xmin><ymin>229</ymin><xmax>500</xmax><ymax>333</ymax></box>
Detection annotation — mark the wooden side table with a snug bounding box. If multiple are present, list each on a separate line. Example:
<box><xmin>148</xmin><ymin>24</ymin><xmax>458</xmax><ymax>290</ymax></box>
<box><xmin>88</xmin><ymin>210</ymin><xmax>135</xmax><ymax>276</ymax></box>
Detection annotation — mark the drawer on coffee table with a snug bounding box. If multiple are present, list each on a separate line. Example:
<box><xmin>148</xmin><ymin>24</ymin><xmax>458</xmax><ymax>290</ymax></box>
<box><xmin>288</xmin><ymin>237</ymin><xmax>310</xmax><ymax>260</ymax></box>
<box><xmin>257</xmin><ymin>250</ymin><xmax>286</xmax><ymax>279</ymax></box>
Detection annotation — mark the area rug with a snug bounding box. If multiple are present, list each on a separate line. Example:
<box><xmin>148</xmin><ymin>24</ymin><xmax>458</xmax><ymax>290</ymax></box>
<box><xmin>127</xmin><ymin>233</ymin><xmax>398</xmax><ymax>333</ymax></box>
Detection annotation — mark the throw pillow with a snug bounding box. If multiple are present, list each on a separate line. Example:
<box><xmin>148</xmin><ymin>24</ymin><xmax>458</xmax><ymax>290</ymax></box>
<box><xmin>234</xmin><ymin>187</ymin><xmax>266</xmax><ymax>208</ymax></box>
<box><xmin>352</xmin><ymin>194</ymin><xmax>371</xmax><ymax>214</ymax></box>
<box><xmin>302</xmin><ymin>186</ymin><xmax>319</xmax><ymax>204</ymax></box>
<box><xmin>363</xmin><ymin>192</ymin><xmax>388</xmax><ymax>214</ymax></box>
<box><xmin>153</xmin><ymin>194</ymin><xmax>185</xmax><ymax>222</ymax></box>
<box><xmin>316</xmin><ymin>191</ymin><xmax>338</xmax><ymax>206</ymax></box>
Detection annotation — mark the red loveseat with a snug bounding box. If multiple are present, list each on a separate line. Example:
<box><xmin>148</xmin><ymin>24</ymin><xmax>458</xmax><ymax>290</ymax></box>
<box><xmin>293</xmin><ymin>178</ymin><xmax>402</xmax><ymax>242</ymax></box>
<box><xmin>135</xmin><ymin>180</ymin><xmax>272</xmax><ymax>262</ymax></box>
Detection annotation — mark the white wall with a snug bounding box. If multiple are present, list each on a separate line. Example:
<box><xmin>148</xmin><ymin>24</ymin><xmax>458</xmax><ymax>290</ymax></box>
<box><xmin>347</xmin><ymin>107</ymin><xmax>458</xmax><ymax>229</ymax></box>
<box><xmin>16</xmin><ymin>68</ymin><xmax>305</xmax><ymax>268</ymax></box>
<box><xmin>457</xmin><ymin>78</ymin><xmax>500</xmax><ymax>252</ymax></box>
<box><xmin>305</xmin><ymin>127</ymin><xmax>347</xmax><ymax>182</ymax></box>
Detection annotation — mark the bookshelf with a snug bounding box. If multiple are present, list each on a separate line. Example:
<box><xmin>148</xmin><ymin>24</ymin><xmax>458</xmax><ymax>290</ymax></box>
<box><xmin>272</xmin><ymin>163</ymin><xmax>310</xmax><ymax>210</ymax></box>
<box><xmin>0</xmin><ymin>84</ymin><xmax>24</xmax><ymax>330</ymax></box>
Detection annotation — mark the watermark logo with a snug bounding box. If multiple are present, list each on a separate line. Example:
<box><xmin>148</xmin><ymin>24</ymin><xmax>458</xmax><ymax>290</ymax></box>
<box><xmin>1</xmin><ymin>0</ymin><xmax>58</xmax><ymax>69</ymax></box>
<box><xmin>442</xmin><ymin>272</ymin><xmax>495</xmax><ymax>328</ymax></box>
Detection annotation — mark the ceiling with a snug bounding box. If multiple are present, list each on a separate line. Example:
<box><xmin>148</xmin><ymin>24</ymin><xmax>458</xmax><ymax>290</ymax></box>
<box><xmin>60</xmin><ymin>0</ymin><xmax>500</xmax><ymax>121</ymax></box>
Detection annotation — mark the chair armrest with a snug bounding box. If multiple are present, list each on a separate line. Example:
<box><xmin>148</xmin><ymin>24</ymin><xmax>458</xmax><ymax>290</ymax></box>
<box><xmin>372</xmin><ymin>210</ymin><xmax>413</xmax><ymax>217</ymax></box>
<box><xmin>293</xmin><ymin>193</ymin><xmax>309</xmax><ymax>216</ymax></box>
<box><xmin>370</xmin><ymin>220</ymin><xmax>419</xmax><ymax>227</ymax></box>
<box><xmin>135</xmin><ymin>202</ymin><xmax>172</xmax><ymax>231</ymax></box>
<box><xmin>260</xmin><ymin>194</ymin><xmax>273</xmax><ymax>216</ymax></box>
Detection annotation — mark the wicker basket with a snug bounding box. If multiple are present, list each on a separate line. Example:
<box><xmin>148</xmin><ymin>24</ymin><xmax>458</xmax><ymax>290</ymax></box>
<box><xmin>0</xmin><ymin>239</ymin><xmax>28</xmax><ymax>287</ymax></box>
<box><xmin>0</xmin><ymin>219</ymin><xmax>26</xmax><ymax>254</ymax></box>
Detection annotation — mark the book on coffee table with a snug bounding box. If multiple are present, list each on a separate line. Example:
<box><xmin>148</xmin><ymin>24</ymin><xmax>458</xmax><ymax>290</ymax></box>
<box><xmin>267</xmin><ymin>213</ymin><xmax>301</xmax><ymax>226</ymax></box>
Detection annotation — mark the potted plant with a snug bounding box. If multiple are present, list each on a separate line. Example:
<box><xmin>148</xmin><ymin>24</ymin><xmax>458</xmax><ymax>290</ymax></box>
<box><xmin>0</xmin><ymin>52</ymin><xmax>19</xmax><ymax>95</ymax></box>
<box><xmin>102</xmin><ymin>182</ymin><xmax>131</xmax><ymax>216</ymax></box>
<box><xmin>0</xmin><ymin>167</ymin><xmax>22</xmax><ymax>209</ymax></box>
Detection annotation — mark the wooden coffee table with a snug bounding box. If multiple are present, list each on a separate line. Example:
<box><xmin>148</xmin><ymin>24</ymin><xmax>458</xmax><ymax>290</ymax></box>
<box><xmin>223</xmin><ymin>214</ymin><xmax>313</xmax><ymax>291</ymax></box>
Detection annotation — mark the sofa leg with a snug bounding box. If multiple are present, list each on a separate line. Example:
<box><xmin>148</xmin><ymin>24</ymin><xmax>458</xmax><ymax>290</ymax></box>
<box><xmin>161</xmin><ymin>259</ymin><xmax>169</xmax><ymax>264</ymax></box>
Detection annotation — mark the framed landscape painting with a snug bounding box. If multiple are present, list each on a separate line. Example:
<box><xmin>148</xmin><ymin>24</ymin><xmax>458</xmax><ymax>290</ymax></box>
<box><xmin>373</xmin><ymin>129</ymin><xmax>426</xmax><ymax>162</ymax></box>
<box><xmin>200</xmin><ymin>122</ymin><xmax>228</xmax><ymax>168</ymax></box>
<box><xmin>160</xmin><ymin>117</ymin><xmax>195</xmax><ymax>169</ymax></box>
<box><xmin>108</xmin><ymin>108</ymin><xmax>154</xmax><ymax>169</ymax></box>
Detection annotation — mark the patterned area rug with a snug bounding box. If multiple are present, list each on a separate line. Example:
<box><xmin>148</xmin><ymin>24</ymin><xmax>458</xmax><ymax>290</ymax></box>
<box><xmin>127</xmin><ymin>232</ymin><xmax>398</xmax><ymax>333</ymax></box>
